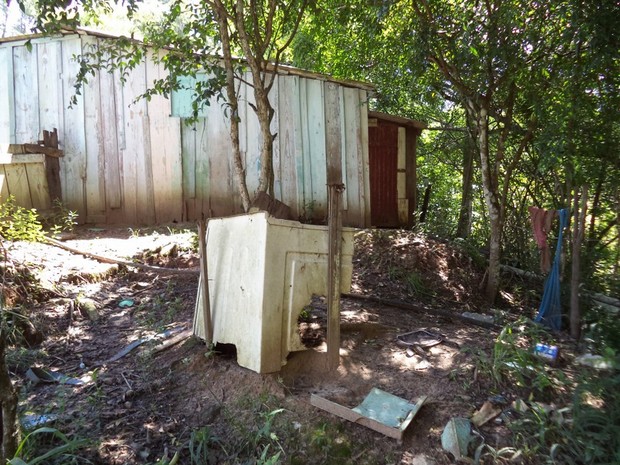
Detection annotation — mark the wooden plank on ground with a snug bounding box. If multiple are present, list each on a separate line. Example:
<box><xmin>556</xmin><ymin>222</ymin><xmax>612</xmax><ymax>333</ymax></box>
<box><xmin>310</xmin><ymin>395</ymin><xmax>403</xmax><ymax>441</ymax></box>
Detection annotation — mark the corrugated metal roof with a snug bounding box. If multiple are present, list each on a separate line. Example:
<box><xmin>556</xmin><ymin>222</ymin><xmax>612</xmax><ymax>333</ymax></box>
<box><xmin>0</xmin><ymin>27</ymin><xmax>376</xmax><ymax>92</ymax></box>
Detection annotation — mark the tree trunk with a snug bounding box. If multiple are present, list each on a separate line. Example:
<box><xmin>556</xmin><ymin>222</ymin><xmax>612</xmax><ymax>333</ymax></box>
<box><xmin>212</xmin><ymin>0</ymin><xmax>252</xmax><ymax>212</ymax></box>
<box><xmin>570</xmin><ymin>185</ymin><xmax>588</xmax><ymax>339</ymax></box>
<box><xmin>456</xmin><ymin>133</ymin><xmax>475</xmax><ymax>238</ymax></box>
<box><xmin>0</xmin><ymin>332</ymin><xmax>19</xmax><ymax>463</ymax></box>
<box><xmin>474</xmin><ymin>103</ymin><xmax>502</xmax><ymax>303</ymax></box>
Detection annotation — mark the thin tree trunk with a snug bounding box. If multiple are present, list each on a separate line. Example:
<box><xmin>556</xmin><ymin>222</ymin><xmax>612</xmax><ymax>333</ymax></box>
<box><xmin>475</xmin><ymin>103</ymin><xmax>502</xmax><ymax>303</ymax></box>
<box><xmin>0</xmin><ymin>332</ymin><xmax>20</xmax><ymax>462</ymax></box>
<box><xmin>456</xmin><ymin>132</ymin><xmax>474</xmax><ymax>238</ymax></box>
<box><xmin>570</xmin><ymin>185</ymin><xmax>588</xmax><ymax>339</ymax></box>
<box><xmin>212</xmin><ymin>0</ymin><xmax>252</xmax><ymax>212</ymax></box>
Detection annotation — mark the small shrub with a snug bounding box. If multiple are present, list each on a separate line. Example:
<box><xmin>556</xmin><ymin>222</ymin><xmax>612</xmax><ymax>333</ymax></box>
<box><xmin>0</xmin><ymin>195</ymin><xmax>44</xmax><ymax>242</ymax></box>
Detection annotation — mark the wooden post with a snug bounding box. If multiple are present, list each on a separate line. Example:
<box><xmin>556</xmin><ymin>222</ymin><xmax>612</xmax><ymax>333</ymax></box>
<box><xmin>43</xmin><ymin>129</ymin><xmax>62</xmax><ymax>203</ymax></box>
<box><xmin>197</xmin><ymin>219</ymin><xmax>212</xmax><ymax>345</ymax></box>
<box><xmin>327</xmin><ymin>183</ymin><xmax>344</xmax><ymax>371</ymax></box>
<box><xmin>325</xmin><ymin>82</ymin><xmax>343</xmax><ymax>371</ymax></box>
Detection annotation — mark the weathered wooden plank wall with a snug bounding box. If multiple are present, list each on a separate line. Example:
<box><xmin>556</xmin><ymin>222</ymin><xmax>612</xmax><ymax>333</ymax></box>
<box><xmin>1</xmin><ymin>33</ymin><xmax>371</xmax><ymax>227</ymax></box>
<box><xmin>0</xmin><ymin>154</ymin><xmax>51</xmax><ymax>210</ymax></box>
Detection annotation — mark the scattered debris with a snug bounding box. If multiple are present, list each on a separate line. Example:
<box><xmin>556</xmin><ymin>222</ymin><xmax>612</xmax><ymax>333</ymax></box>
<box><xmin>472</xmin><ymin>401</ymin><xmax>502</xmax><ymax>427</ymax></box>
<box><xmin>441</xmin><ymin>417</ymin><xmax>472</xmax><ymax>460</ymax></box>
<box><xmin>461</xmin><ymin>312</ymin><xmax>495</xmax><ymax>326</ymax></box>
<box><xmin>534</xmin><ymin>342</ymin><xmax>559</xmax><ymax>364</ymax></box>
<box><xmin>118</xmin><ymin>299</ymin><xmax>135</xmax><ymax>308</ymax></box>
<box><xmin>26</xmin><ymin>367</ymin><xmax>84</xmax><ymax>385</ymax></box>
<box><xmin>21</xmin><ymin>413</ymin><xmax>59</xmax><ymax>430</ymax></box>
<box><xmin>101</xmin><ymin>326</ymin><xmax>187</xmax><ymax>365</ymax></box>
<box><xmin>76</xmin><ymin>296</ymin><xmax>99</xmax><ymax>321</ymax></box>
<box><xmin>396</xmin><ymin>329</ymin><xmax>444</xmax><ymax>349</ymax></box>
<box><xmin>311</xmin><ymin>388</ymin><xmax>427</xmax><ymax>441</ymax></box>
<box><xmin>575</xmin><ymin>353</ymin><xmax>617</xmax><ymax>370</ymax></box>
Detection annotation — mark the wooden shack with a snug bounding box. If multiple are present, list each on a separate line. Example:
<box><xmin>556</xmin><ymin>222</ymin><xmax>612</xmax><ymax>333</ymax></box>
<box><xmin>1</xmin><ymin>29</ymin><xmax>424</xmax><ymax>229</ymax></box>
<box><xmin>368</xmin><ymin>111</ymin><xmax>426</xmax><ymax>228</ymax></box>
<box><xmin>0</xmin><ymin>29</ymin><xmax>375</xmax><ymax>226</ymax></box>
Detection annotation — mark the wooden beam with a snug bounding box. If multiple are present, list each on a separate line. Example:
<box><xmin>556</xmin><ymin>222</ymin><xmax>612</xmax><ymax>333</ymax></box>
<box><xmin>7</xmin><ymin>143</ymin><xmax>64</xmax><ymax>158</ymax></box>
<box><xmin>325</xmin><ymin>82</ymin><xmax>344</xmax><ymax>372</ymax></box>
<box><xmin>44</xmin><ymin>129</ymin><xmax>63</xmax><ymax>203</ymax></box>
<box><xmin>0</xmin><ymin>153</ymin><xmax>45</xmax><ymax>165</ymax></box>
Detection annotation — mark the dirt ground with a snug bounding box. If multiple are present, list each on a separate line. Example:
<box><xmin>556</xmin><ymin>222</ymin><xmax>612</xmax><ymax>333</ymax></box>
<box><xmin>2</xmin><ymin>224</ymin><xmax>541</xmax><ymax>464</ymax></box>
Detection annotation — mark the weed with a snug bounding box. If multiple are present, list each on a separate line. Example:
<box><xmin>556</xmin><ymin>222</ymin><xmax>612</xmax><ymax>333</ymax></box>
<box><xmin>0</xmin><ymin>195</ymin><xmax>44</xmax><ymax>242</ymax></box>
<box><xmin>9</xmin><ymin>427</ymin><xmax>88</xmax><ymax>465</ymax></box>
<box><xmin>46</xmin><ymin>199</ymin><xmax>78</xmax><ymax>237</ymax></box>
<box><xmin>492</xmin><ymin>318</ymin><xmax>568</xmax><ymax>398</ymax></box>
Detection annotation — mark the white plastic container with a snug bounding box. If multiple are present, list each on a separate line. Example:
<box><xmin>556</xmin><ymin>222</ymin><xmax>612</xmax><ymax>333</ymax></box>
<box><xmin>193</xmin><ymin>211</ymin><xmax>354</xmax><ymax>373</ymax></box>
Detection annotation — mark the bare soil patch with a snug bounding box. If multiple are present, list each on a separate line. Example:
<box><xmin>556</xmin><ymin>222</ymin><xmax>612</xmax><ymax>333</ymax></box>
<box><xmin>2</xmin><ymin>224</ymin><xmax>543</xmax><ymax>464</ymax></box>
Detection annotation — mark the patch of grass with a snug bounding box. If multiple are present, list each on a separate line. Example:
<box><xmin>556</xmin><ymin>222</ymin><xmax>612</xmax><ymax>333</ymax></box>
<box><xmin>492</xmin><ymin>318</ymin><xmax>569</xmax><ymax>399</ymax></box>
<box><xmin>9</xmin><ymin>427</ymin><xmax>88</xmax><ymax>465</ymax></box>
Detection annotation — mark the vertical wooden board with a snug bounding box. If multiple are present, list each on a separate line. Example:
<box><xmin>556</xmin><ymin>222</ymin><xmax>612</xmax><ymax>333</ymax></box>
<box><xmin>0</xmin><ymin>46</ymin><xmax>15</xmax><ymax>143</ymax></box>
<box><xmin>324</xmin><ymin>82</ymin><xmax>343</xmax><ymax>184</ymax></box>
<box><xmin>181</xmin><ymin>121</ymin><xmax>197</xmax><ymax>220</ymax></box>
<box><xmin>297</xmin><ymin>78</ymin><xmax>310</xmax><ymax>214</ymax></box>
<box><xmin>60</xmin><ymin>37</ymin><xmax>87</xmax><ymax>219</ymax></box>
<box><xmin>147</xmin><ymin>50</ymin><xmax>183</xmax><ymax>223</ymax></box>
<box><xmin>37</xmin><ymin>41</ymin><xmax>63</xmax><ymax>134</ymax></box>
<box><xmin>205</xmin><ymin>99</ymin><xmax>234</xmax><ymax>216</ymax></box>
<box><xmin>25</xmin><ymin>162</ymin><xmax>51</xmax><ymax>210</ymax></box>
<box><xmin>4</xmin><ymin>164</ymin><xmax>32</xmax><ymax>208</ymax></box>
<box><xmin>277</xmin><ymin>75</ymin><xmax>301</xmax><ymax>216</ymax></box>
<box><xmin>195</xmin><ymin>118</ymin><xmax>212</xmax><ymax>216</ymax></box>
<box><xmin>269</xmin><ymin>74</ymin><xmax>281</xmax><ymax>200</ymax></box>
<box><xmin>13</xmin><ymin>45</ymin><xmax>40</xmax><ymax>143</ymax></box>
<box><xmin>342</xmin><ymin>87</ymin><xmax>364</xmax><ymax>225</ymax></box>
<box><xmin>0</xmin><ymin>167</ymin><xmax>9</xmax><ymax>200</ymax></box>
<box><xmin>397</xmin><ymin>127</ymin><xmax>406</xmax><ymax>171</ymax></box>
<box><xmin>242</xmin><ymin>72</ymin><xmax>261</xmax><ymax>198</ymax></box>
<box><xmin>82</xmin><ymin>38</ymin><xmax>106</xmax><ymax>222</ymax></box>
<box><xmin>359</xmin><ymin>91</ymin><xmax>371</xmax><ymax>227</ymax></box>
<box><xmin>120</xmin><ymin>58</ymin><xmax>155</xmax><ymax>224</ymax></box>
<box><xmin>338</xmin><ymin>85</ymin><xmax>348</xmax><ymax>211</ymax></box>
<box><xmin>99</xmin><ymin>61</ymin><xmax>121</xmax><ymax>211</ymax></box>
<box><xmin>304</xmin><ymin>78</ymin><xmax>327</xmax><ymax>216</ymax></box>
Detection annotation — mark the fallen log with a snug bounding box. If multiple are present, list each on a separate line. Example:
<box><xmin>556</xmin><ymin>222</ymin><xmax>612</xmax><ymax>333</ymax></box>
<box><xmin>342</xmin><ymin>293</ymin><xmax>500</xmax><ymax>330</ymax></box>
<box><xmin>44</xmin><ymin>236</ymin><xmax>199</xmax><ymax>275</ymax></box>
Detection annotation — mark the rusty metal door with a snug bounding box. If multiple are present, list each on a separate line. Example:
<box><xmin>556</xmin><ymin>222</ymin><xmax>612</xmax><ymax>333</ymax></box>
<box><xmin>368</xmin><ymin>124</ymin><xmax>398</xmax><ymax>227</ymax></box>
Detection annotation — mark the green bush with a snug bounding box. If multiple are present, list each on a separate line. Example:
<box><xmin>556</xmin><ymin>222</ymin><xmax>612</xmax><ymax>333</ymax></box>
<box><xmin>0</xmin><ymin>195</ymin><xmax>44</xmax><ymax>242</ymax></box>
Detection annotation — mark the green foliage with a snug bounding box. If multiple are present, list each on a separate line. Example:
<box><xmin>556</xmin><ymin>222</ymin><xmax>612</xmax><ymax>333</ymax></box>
<box><xmin>9</xmin><ymin>427</ymin><xmax>88</xmax><ymax>465</ymax></box>
<box><xmin>0</xmin><ymin>195</ymin><xmax>44</xmax><ymax>242</ymax></box>
<box><xmin>46</xmin><ymin>199</ymin><xmax>78</xmax><ymax>237</ymax></box>
<box><xmin>508</xmin><ymin>373</ymin><xmax>620</xmax><ymax>465</ymax></box>
<box><xmin>492</xmin><ymin>319</ymin><xmax>569</xmax><ymax>398</ymax></box>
